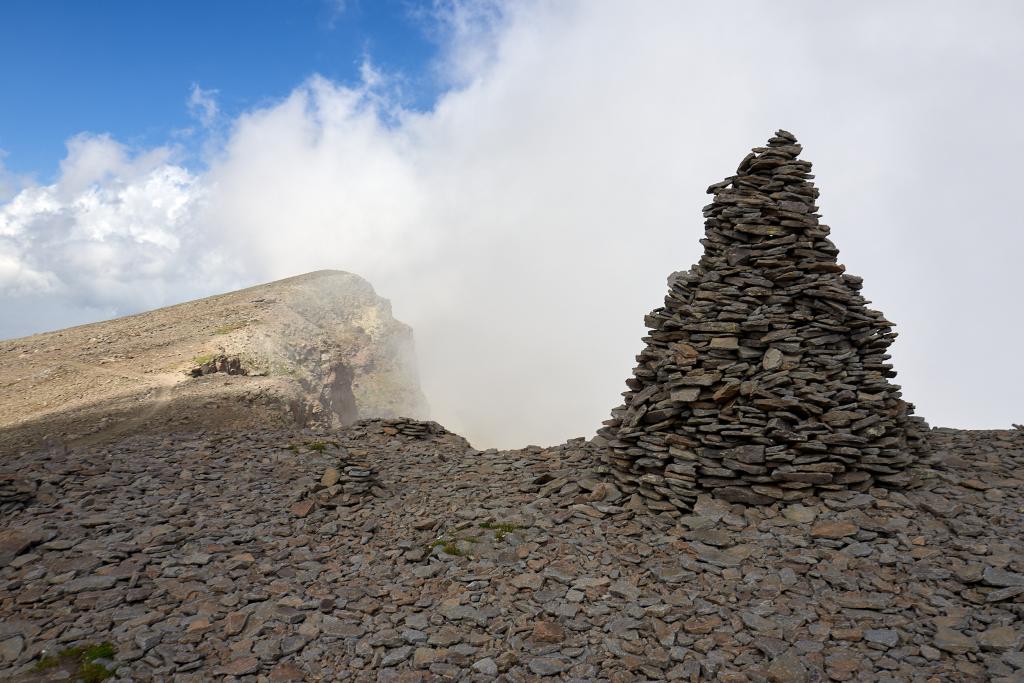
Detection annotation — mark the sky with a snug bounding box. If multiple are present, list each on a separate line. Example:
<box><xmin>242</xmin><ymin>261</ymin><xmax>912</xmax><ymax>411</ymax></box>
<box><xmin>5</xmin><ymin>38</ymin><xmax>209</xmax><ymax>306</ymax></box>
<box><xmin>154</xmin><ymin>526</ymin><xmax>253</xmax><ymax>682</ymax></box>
<box><xmin>1</xmin><ymin>1</ymin><xmax>1022</xmax><ymax>447</ymax></box>
<box><xmin>0</xmin><ymin>0</ymin><xmax>439</xmax><ymax>176</ymax></box>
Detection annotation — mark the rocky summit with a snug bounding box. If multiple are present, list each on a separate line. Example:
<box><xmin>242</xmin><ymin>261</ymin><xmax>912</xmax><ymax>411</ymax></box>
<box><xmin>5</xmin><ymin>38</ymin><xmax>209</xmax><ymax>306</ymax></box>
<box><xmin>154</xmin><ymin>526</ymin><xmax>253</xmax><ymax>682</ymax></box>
<box><xmin>2</xmin><ymin>133</ymin><xmax>1024</xmax><ymax>683</ymax></box>
<box><xmin>600</xmin><ymin>131</ymin><xmax>928</xmax><ymax>513</ymax></box>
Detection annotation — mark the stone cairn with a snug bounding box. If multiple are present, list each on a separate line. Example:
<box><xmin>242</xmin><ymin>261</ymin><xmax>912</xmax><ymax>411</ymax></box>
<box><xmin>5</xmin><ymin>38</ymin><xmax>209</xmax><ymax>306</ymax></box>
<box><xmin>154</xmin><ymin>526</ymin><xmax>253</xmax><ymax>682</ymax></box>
<box><xmin>599</xmin><ymin>130</ymin><xmax>927</xmax><ymax>512</ymax></box>
<box><xmin>316</xmin><ymin>461</ymin><xmax>386</xmax><ymax>506</ymax></box>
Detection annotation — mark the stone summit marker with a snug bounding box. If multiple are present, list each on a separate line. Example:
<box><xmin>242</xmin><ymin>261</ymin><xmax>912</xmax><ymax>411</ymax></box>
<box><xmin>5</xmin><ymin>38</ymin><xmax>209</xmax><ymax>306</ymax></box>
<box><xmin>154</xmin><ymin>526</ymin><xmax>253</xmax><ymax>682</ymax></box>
<box><xmin>600</xmin><ymin>130</ymin><xmax>927</xmax><ymax>512</ymax></box>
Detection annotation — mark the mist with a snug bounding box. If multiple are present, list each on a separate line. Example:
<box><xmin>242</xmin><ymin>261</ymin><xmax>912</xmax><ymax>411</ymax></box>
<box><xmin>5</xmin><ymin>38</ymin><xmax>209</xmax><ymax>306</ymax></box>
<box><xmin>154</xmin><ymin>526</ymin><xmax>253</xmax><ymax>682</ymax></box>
<box><xmin>2</xmin><ymin>1</ymin><xmax>1023</xmax><ymax>447</ymax></box>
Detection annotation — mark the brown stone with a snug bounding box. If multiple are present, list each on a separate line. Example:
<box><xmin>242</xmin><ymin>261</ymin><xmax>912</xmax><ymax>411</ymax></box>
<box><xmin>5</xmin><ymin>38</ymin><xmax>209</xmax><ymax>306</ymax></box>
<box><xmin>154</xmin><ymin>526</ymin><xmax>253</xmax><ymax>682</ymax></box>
<box><xmin>217</xmin><ymin>656</ymin><xmax>261</xmax><ymax>676</ymax></box>
<box><xmin>674</xmin><ymin>343</ymin><xmax>699</xmax><ymax>364</ymax></box>
<box><xmin>186</xmin><ymin>617</ymin><xmax>212</xmax><ymax>633</ymax></box>
<box><xmin>831</xmin><ymin>628</ymin><xmax>863</xmax><ymax>642</ymax></box>
<box><xmin>767</xmin><ymin>650</ymin><xmax>808</xmax><ymax>683</ymax></box>
<box><xmin>532</xmin><ymin>621</ymin><xmax>566</xmax><ymax>643</ymax></box>
<box><xmin>978</xmin><ymin>626</ymin><xmax>1017</xmax><ymax>652</ymax></box>
<box><xmin>269</xmin><ymin>662</ymin><xmax>307</xmax><ymax>682</ymax></box>
<box><xmin>934</xmin><ymin>626</ymin><xmax>977</xmax><ymax>655</ymax></box>
<box><xmin>511</xmin><ymin>572</ymin><xmax>544</xmax><ymax>590</ymax></box>
<box><xmin>321</xmin><ymin>467</ymin><xmax>340</xmax><ymax>487</ymax></box>
<box><xmin>412</xmin><ymin>647</ymin><xmax>437</xmax><ymax>668</ymax></box>
<box><xmin>683</xmin><ymin>614</ymin><xmax>723</xmax><ymax>634</ymax></box>
<box><xmin>224</xmin><ymin>611</ymin><xmax>248</xmax><ymax>636</ymax></box>
<box><xmin>824</xmin><ymin>651</ymin><xmax>861</xmax><ymax>678</ymax></box>
<box><xmin>810</xmin><ymin>521</ymin><xmax>858</xmax><ymax>539</ymax></box>
<box><xmin>712</xmin><ymin>383</ymin><xmax>740</xmax><ymax>402</ymax></box>
<box><xmin>291</xmin><ymin>499</ymin><xmax>315</xmax><ymax>518</ymax></box>
<box><xmin>0</xmin><ymin>529</ymin><xmax>42</xmax><ymax>567</ymax></box>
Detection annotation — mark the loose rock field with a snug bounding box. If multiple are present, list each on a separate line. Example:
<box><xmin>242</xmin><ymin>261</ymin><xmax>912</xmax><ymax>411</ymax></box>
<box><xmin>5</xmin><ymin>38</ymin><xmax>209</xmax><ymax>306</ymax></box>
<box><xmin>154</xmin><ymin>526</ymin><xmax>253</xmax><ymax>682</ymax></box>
<box><xmin>2</xmin><ymin>420</ymin><xmax>1023</xmax><ymax>682</ymax></box>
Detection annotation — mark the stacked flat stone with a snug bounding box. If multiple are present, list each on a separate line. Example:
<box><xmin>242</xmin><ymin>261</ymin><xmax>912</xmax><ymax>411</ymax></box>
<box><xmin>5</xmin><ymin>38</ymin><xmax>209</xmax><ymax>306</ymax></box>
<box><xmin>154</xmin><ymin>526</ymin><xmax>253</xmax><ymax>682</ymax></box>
<box><xmin>600</xmin><ymin>130</ymin><xmax>926</xmax><ymax>512</ymax></box>
<box><xmin>340</xmin><ymin>465</ymin><xmax>380</xmax><ymax>496</ymax></box>
<box><xmin>352</xmin><ymin>418</ymin><xmax>472</xmax><ymax>450</ymax></box>
<box><xmin>316</xmin><ymin>462</ymin><xmax>386</xmax><ymax>507</ymax></box>
<box><xmin>370</xmin><ymin>418</ymin><xmax>454</xmax><ymax>440</ymax></box>
<box><xmin>0</xmin><ymin>475</ymin><xmax>35</xmax><ymax>514</ymax></box>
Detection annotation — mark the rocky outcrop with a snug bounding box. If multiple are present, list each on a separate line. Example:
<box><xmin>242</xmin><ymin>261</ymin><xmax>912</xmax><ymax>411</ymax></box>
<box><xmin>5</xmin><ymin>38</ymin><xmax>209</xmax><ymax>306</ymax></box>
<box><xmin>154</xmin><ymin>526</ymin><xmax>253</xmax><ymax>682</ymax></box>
<box><xmin>600</xmin><ymin>131</ymin><xmax>927</xmax><ymax>511</ymax></box>
<box><xmin>0</xmin><ymin>270</ymin><xmax>428</xmax><ymax>452</ymax></box>
<box><xmin>189</xmin><ymin>354</ymin><xmax>247</xmax><ymax>377</ymax></box>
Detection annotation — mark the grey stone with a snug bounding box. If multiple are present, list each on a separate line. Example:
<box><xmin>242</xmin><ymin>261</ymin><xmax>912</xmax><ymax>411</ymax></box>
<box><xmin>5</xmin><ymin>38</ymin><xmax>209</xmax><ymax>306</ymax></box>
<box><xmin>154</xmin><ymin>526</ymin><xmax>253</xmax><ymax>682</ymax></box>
<box><xmin>528</xmin><ymin>657</ymin><xmax>571</xmax><ymax>676</ymax></box>
<box><xmin>864</xmin><ymin>629</ymin><xmax>899</xmax><ymax>648</ymax></box>
<box><xmin>0</xmin><ymin>635</ymin><xmax>24</xmax><ymax>663</ymax></box>
<box><xmin>64</xmin><ymin>574</ymin><xmax>118</xmax><ymax>592</ymax></box>
<box><xmin>934</xmin><ymin>627</ymin><xmax>978</xmax><ymax>655</ymax></box>
<box><xmin>380</xmin><ymin>646</ymin><xmax>412</xmax><ymax>667</ymax></box>
<box><xmin>473</xmin><ymin>657</ymin><xmax>498</xmax><ymax>676</ymax></box>
<box><xmin>983</xmin><ymin>567</ymin><xmax>1024</xmax><ymax>587</ymax></box>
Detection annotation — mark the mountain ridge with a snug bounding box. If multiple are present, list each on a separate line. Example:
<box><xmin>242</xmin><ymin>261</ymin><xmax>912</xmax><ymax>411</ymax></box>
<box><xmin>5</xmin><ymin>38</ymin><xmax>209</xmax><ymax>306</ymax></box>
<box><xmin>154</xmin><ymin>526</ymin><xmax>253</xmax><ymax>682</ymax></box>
<box><xmin>0</xmin><ymin>270</ymin><xmax>428</xmax><ymax>452</ymax></box>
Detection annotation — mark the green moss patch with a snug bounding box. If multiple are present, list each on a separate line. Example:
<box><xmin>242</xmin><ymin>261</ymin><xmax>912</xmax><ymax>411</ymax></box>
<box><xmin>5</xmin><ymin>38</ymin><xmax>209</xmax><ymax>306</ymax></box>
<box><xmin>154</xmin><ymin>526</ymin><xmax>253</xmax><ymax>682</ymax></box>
<box><xmin>479</xmin><ymin>521</ymin><xmax>526</xmax><ymax>541</ymax></box>
<box><xmin>213</xmin><ymin>321</ymin><xmax>249</xmax><ymax>335</ymax></box>
<box><xmin>34</xmin><ymin>641</ymin><xmax>117</xmax><ymax>681</ymax></box>
<box><xmin>429</xmin><ymin>538</ymin><xmax>464</xmax><ymax>556</ymax></box>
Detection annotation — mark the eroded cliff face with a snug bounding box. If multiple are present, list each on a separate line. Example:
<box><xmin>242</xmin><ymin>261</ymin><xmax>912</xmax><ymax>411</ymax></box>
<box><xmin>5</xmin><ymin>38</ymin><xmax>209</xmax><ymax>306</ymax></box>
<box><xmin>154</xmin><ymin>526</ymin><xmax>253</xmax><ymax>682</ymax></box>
<box><xmin>263</xmin><ymin>271</ymin><xmax>428</xmax><ymax>426</ymax></box>
<box><xmin>0</xmin><ymin>270</ymin><xmax>428</xmax><ymax>452</ymax></box>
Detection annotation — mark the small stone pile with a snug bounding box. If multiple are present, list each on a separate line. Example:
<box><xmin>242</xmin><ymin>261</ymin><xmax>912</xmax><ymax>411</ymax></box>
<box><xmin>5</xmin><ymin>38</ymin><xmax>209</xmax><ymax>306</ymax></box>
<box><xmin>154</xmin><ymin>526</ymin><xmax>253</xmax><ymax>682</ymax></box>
<box><xmin>348</xmin><ymin>418</ymin><xmax>472</xmax><ymax>452</ymax></box>
<box><xmin>368</xmin><ymin>418</ymin><xmax>456</xmax><ymax>440</ymax></box>
<box><xmin>338</xmin><ymin>465</ymin><xmax>381</xmax><ymax>497</ymax></box>
<box><xmin>600</xmin><ymin>130</ymin><xmax>926</xmax><ymax>512</ymax></box>
<box><xmin>316</xmin><ymin>463</ymin><xmax>386</xmax><ymax>506</ymax></box>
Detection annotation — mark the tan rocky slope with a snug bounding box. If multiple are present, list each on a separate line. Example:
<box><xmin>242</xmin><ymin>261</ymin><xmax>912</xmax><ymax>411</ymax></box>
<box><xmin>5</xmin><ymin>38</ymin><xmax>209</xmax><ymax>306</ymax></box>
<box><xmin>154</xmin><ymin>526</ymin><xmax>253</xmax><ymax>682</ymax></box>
<box><xmin>0</xmin><ymin>270</ymin><xmax>427</xmax><ymax>452</ymax></box>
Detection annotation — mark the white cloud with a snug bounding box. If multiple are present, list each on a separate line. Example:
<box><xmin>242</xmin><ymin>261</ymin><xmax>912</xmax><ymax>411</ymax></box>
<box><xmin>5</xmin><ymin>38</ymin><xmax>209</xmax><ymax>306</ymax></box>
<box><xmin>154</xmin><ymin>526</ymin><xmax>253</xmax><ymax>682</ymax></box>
<box><xmin>416</xmin><ymin>0</ymin><xmax>508</xmax><ymax>87</ymax></box>
<box><xmin>187</xmin><ymin>84</ymin><xmax>220</xmax><ymax>128</ymax></box>
<box><xmin>0</xmin><ymin>134</ymin><xmax>236</xmax><ymax>317</ymax></box>
<box><xmin>1</xmin><ymin>0</ymin><xmax>1022</xmax><ymax>445</ymax></box>
<box><xmin>0</xmin><ymin>152</ymin><xmax>26</xmax><ymax>202</ymax></box>
<box><xmin>325</xmin><ymin>0</ymin><xmax>349</xmax><ymax>29</ymax></box>
<box><xmin>56</xmin><ymin>134</ymin><xmax>175</xmax><ymax>196</ymax></box>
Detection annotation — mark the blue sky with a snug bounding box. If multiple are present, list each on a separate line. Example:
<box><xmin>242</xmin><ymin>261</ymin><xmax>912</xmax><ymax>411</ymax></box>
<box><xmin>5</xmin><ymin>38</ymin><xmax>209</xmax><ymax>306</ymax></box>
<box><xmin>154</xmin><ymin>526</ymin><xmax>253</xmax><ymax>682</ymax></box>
<box><xmin>0</xmin><ymin>0</ymin><xmax>439</xmax><ymax>179</ymax></box>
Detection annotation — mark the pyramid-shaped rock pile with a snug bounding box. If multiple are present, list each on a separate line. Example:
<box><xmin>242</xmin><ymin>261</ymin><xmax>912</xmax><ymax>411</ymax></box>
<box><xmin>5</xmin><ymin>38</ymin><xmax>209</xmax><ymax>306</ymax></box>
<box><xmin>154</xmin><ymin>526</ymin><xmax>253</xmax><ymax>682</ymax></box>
<box><xmin>599</xmin><ymin>130</ymin><xmax>927</xmax><ymax>512</ymax></box>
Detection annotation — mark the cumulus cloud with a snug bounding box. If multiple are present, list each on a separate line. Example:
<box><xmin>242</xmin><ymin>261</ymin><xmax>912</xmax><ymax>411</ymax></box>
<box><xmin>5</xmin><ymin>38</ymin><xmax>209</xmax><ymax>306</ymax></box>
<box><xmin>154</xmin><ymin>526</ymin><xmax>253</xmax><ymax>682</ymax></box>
<box><xmin>1</xmin><ymin>0</ymin><xmax>1022</xmax><ymax>446</ymax></box>
<box><xmin>0</xmin><ymin>134</ymin><xmax>239</xmax><ymax>325</ymax></box>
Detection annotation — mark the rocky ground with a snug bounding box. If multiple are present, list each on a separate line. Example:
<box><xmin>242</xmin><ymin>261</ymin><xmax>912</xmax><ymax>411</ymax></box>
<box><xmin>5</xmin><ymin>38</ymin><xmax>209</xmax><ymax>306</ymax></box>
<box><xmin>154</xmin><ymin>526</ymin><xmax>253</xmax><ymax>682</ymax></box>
<box><xmin>2</xmin><ymin>420</ymin><xmax>1023</xmax><ymax>682</ymax></box>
